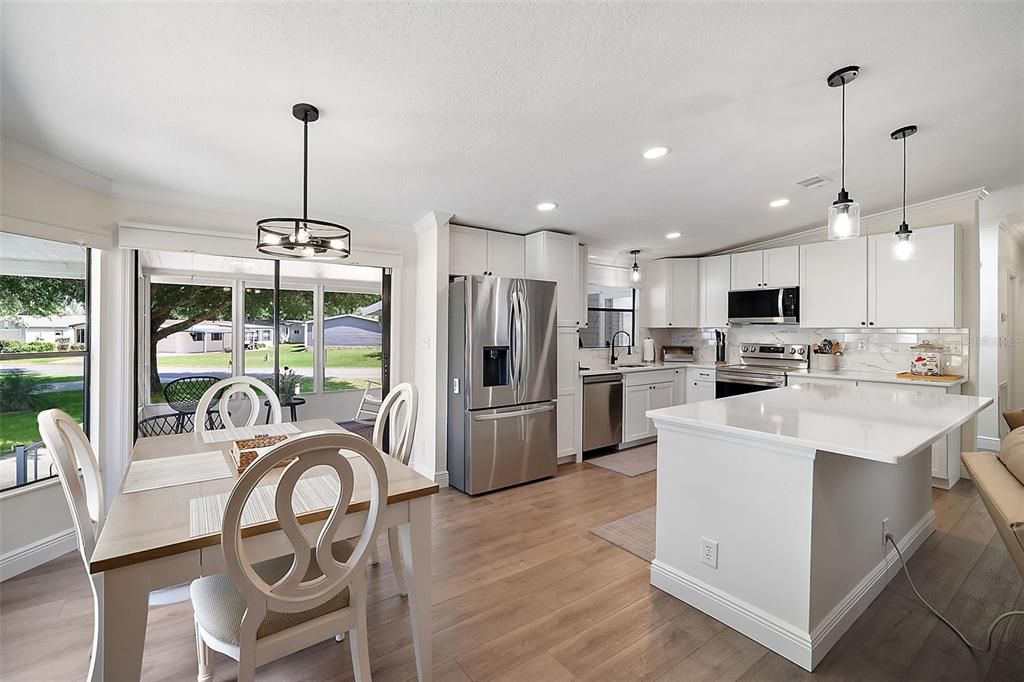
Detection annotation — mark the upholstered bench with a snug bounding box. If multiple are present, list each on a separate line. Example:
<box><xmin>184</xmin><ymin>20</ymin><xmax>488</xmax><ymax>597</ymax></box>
<box><xmin>961</xmin><ymin>427</ymin><xmax>1024</xmax><ymax>577</ymax></box>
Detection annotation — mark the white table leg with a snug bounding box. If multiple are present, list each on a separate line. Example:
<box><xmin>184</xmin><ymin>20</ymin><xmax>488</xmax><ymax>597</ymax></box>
<box><xmin>399</xmin><ymin>496</ymin><xmax>432</xmax><ymax>682</ymax></box>
<box><xmin>92</xmin><ymin>566</ymin><xmax>150</xmax><ymax>682</ymax></box>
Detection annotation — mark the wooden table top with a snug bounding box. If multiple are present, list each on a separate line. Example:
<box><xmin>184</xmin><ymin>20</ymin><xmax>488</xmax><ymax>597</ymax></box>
<box><xmin>90</xmin><ymin>419</ymin><xmax>438</xmax><ymax>574</ymax></box>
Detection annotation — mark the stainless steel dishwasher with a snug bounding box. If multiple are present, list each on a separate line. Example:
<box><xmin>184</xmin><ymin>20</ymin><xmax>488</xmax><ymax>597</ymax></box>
<box><xmin>583</xmin><ymin>373</ymin><xmax>623</xmax><ymax>452</ymax></box>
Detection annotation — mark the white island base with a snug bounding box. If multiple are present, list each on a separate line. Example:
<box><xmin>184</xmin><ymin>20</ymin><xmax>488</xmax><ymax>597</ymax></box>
<box><xmin>647</xmin><ymin>384</ymin><xmax>991</xmax><ymax>671</ymax></box>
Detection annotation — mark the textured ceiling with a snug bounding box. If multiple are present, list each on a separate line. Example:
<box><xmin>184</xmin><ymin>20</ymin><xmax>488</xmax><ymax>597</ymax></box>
<box><xmin>2</xmin><ymin>2</ymin><xmax>1022</xmax><ymax>257</ymax></box>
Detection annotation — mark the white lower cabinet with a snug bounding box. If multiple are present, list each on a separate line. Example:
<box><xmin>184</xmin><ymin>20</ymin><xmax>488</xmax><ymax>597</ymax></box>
<box><xmin>623</xmin><ymin>384</ymin><xmax>653</xmax><ymax>443</ymax></box>
<box><xmin>556</xmin><ymin>395</ymin><xmax>576</xmax><ymax>460</ymax></box>
<box><xmin>685</xmin><ymin>367</ymin><xmax>716</xmax><ymax>403</ymax></box>
<box><xmin>622</xmin><ymin>370</ymin><xmax>677</xmax><ymax>444</ymax></box>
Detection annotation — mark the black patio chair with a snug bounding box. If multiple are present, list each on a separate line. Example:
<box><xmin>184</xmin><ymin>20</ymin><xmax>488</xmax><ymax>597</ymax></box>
<box><xmin>138</xmin><ymin>410</ymin><xmax>227</xmax><ymax>438</ymax></box>
<box><xmin>162</xmin><ymin>375</ymin><xmax>222</xmax><ymax>431</ymax></box>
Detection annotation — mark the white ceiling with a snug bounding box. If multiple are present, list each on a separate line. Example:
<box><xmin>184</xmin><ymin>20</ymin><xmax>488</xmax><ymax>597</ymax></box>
<box><xmin>2</xmin><ymin>2</ymin><xmax>1022</xmax><ymax>257</ymax></box>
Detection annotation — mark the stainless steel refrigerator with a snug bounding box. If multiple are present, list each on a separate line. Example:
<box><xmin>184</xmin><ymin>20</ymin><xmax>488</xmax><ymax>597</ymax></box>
<box><xmin>447</xmin><ymin>276</ymin><xmax>558</xmax><ymax>495</ymax></box>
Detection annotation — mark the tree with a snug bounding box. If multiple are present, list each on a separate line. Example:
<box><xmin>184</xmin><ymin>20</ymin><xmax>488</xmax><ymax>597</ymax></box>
<box><xmin>149</xmin><ymin>284</ymin><xmax>233</xmax><ymax>393</ymax></box>
<box><xmin>0</xmin><ymin>275</ymin><xmax>85</xmax><ymax>318</ymax></box>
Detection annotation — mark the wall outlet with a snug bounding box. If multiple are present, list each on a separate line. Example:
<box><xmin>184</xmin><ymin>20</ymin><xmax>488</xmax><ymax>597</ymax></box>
<box><xmin>882</xmin><ymin>518</ymin><xmax>891</xmax><ymax>549</ymax></box>
<box><xmin>857</xmin><ymin>339</ymin><xmax>867</xmax><ymax>351</ymax></box>
<box><xmin>701</xmin><ymin>537</ymin><xmax>719</xmax><ymax>569</ymax></box>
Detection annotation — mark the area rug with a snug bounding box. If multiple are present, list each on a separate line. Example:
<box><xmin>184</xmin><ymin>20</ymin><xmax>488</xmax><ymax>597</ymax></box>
<box><xmin>587</xmin><ymin>443</ymin><xmax>657</xmax><ymax>477</ymax></box>
<box><xmin>590</xmin><ymin>506</ymin><xmax>656</xmax><ymax>562</ymax></box>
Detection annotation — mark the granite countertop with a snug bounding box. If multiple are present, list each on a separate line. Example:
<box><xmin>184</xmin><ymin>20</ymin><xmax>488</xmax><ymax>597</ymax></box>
<box><xmin>801</xmin><ymin>368</ymin><xmax>967</xmax><ymax>387</ymax></box>
<box><xmin>579</xmin><ymin>362</ymin><xmax>721</xmax><ymax>377</ymax></box>
<box><xmin>647</xmin><ymin>383</ymin><xmax>991</xmax><ymax>464</ymax></box>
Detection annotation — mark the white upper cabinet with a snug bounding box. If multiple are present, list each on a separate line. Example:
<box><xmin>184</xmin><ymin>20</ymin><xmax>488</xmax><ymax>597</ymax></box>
<box><xmin>730</xmin><ymin>246</ymin><xmax>799</xmax><ymax>290</ymax></box>
<box><xmin>644</xmin><ymin>259</ymin><xmax>699</xmax><ymax>328</ymax></box>
<box><xmin>801</xmin><ymin>225</ymin><xmax>959</xmax><ymax>329</ymax></box>
<box><xmin>800</xmin><ymin>237</ymin><xmax>869</xmax><ymax>328</ymax></box>
<box><xmin>868</xmin><ymin>224</ymin><xmax>959</xmax><ymax>328</ymax></box>
<box><xmin>449</xmin><ymin>225</ymin><xmax>525</xmax><ymax>278</ymax></box>
<box><xmin>730</xmin><ymin>251</ymin><xmax>764</xmax><ymax>290</ymax></box>
<box><xmin>525</xmin><ymin>231</ymin><xmax>581</xmax><ymax>328</ymax></box>
<box><xmin>486</xmin><ymin>231</ymin><xmax>527</xmax><ymax>278</ymax></box>
<box><xmin>763</xmin><ymin>246</ymin><xmax>800</xmax><ymax>287</ymax></box>
<box><xmin>699</xmin><ymin>255</ymin><xmax>731</xmax><ymax>327</ymax></box>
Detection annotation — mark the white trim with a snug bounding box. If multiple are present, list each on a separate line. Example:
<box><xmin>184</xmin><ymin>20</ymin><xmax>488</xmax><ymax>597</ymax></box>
<box><xmin>434</xmin><ymin>470</ymin><xmax>449</xmax><ymax>488</ymax></box>
<box><xmin>0</xmin><ymin>528</ymin><xmax>77</xmax><ymax>582</ymax></box>
<box><xmin>720</xmin><ymin>187</ymin><xmax>988</xmax><ymax>254</ymax></box>
<box><xmin>1</xmin><ymin>137</ymin><xmax>113</xmax><ymax>195</ymax></box>
<box><xmin>557</xmin><ymin>454</ymin><xmax>578</xmax><ymax>466</ymax></box>
<box><xmin>976</xmin><ymin>435</ymin><xmax>1001</xmax><ymax>452</ymax></box>
<box><xmin>0</xmin><ymin>475</ymin><xmax>63</xmax><ymax>501</ymax></box>
<box><xmin>807</xmin><ymin>510</ymin><xmax>934</xmax><ymax>668</ymax></box>
<box><xmin>650</xmin><ymin>510</ymin><xmax>934</xmax><ymax>672</ymax></box>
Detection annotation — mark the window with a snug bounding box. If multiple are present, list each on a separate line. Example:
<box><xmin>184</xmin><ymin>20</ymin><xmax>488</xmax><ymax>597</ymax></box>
<box><xmin>322</xmin><ymin>290</ymin><xmax>382</xmax><ymax>393</ymax></box>
<box><xmin>579</xmin><ymin>284</ymin><xmax>635</xmax><ymax>349</ymax></box>
<box><xmin>0</xmin><ymin>232</ymin><xmax>90</xmax><ymax>491</ymax></box>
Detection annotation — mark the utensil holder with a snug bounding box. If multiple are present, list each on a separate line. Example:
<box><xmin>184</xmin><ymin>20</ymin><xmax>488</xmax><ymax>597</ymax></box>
<box><xmin>810</xmin><ymin>354</ymin><xmax>838</xmax><ymax>371</ymax></box>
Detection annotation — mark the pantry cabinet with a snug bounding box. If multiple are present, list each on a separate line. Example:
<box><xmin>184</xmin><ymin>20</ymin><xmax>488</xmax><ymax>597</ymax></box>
<box><xmin>643</xmin><ymin>258</ymin><xmax>699</xmax><ymax>328</ymax></box>
<box><xmin>800</xmin><ymin>224</ymin><xmax>959</xmax><ymax>329</ymax></box>
<box><xmin>730</xmin><ymin>246</ymin><xmax>799</xmax><ymax>290</ymax></box>
<box><xmin>449</xmin><ymin>225</ymin><xmax>525</xmax><ymax>278</ymax></box>
<box><xmin>525</xmin><ymin>231</ymin><xmax>581</xmax><ymax>328</ymax></box>
<box><xmin>699</xmin><ymin>255</ymin><xmax>731</xmax><ymax>328</ymax></box>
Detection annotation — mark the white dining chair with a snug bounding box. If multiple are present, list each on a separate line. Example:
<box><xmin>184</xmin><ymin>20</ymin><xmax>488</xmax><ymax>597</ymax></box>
<box><xmin>189</xmin><ymin>431</ymin><xmax>388</xmax><ymax>682</ymax></box>
<box><xmin>194</xmin><ymin>375</ymin><xmax>282</xmax><ymax>435</ymax></box>
<box><xmin>366</xmin><ymin>383</ymin><xmax>418</xmax><ymax>596</ymax></box>
<box><xmin>36</xmin><ymin>409</ymin><xmax>192</xmax><ymax>680</ymax></box>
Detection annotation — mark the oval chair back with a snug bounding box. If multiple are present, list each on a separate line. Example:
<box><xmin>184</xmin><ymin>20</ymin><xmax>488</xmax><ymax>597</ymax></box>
<box><xmin>220</xmin><ymin>431</ymin><xmax>388</xmax><ymax>648</ymax></box>
<box><xmin>372</xmin><ymin>383</ymin><xmax>418</xmax><ymax>465</ymax></box>
<box><xmin>194</xmin><ymin>376</ymin><xmax>282</xmax><ymax>434</ymax></box>
<box><xmin>37</xmin><ymin>409</ymin><xmax>103</xmax><ymax>564</ymax></box>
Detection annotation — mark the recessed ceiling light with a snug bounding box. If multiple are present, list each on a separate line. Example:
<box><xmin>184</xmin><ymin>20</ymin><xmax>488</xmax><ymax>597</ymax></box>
<box><xmin>665</xmin><ymin>232</ymin><xmax>682</xmax><ymax>239</ymax></box>
<box><xmin>769</xmin><ymin>198</ymin><xmax>790</xmax><ymax>208</ymax></box>
<box><xmin>536</xmin><ymin>202</ymin><xmax>558</xmax><ymax>211</ymax></box>
<box><xmin>642</xmin><ymin>146</ymin><xmax>670</xmax><ymax>160</ymax></box>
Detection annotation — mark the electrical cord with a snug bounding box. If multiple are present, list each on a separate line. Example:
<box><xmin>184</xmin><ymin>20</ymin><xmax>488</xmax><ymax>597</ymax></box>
<box><xmin>885</xmin><ymin>533</ymin><xmax>1024</xmax><ymax>652</ymax></box>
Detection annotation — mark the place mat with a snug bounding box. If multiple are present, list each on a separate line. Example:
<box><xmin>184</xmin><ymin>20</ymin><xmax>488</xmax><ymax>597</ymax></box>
<box><xmin>123</xmin><ymin>451</ymin><xmax>232</xmax><ymax>494</ymax></box>
<box><xmin>200</xmin><ymin>422</ymin><xmax>300</xmax><ymax>444</ymax></box>
<box><xmin>189</xmin><ymin>472</ymin><xmax>342</xmax><ymax>537</ymax></box>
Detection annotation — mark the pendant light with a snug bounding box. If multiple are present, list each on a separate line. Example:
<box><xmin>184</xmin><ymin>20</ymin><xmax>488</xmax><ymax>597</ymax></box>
<box><xmin>630</xmin><ymin>250</ymin><xmax>641</xmax><ymax>283</ymax></box>
<box><xmin>890</xmin><ymin>125</ymin><xmax>918</xmax><ymax>261</ymax></box>
<box><xmin>826</xmin><ymin>66</ymin><xmax>861</xmax><ymax>240</ymax></box>
<box><xmin>257</xmin><ymin>103</ymin><xmax>351</xmax><ymax>259</ymax></box>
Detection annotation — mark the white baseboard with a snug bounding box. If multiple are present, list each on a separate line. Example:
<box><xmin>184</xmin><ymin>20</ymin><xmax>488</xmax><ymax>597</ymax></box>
<box><xmin>557</xmin><ymin>454</ymin><xmax>577</xmax><ymax>465</ymax></box>
<box><xmin>650</xmin><ymin>510</ymin><xmax>935</xmax><ymax>672</ymax></box>
<box><xmin>976</xmin><ymin>435</ymin><xmax>1001</xmax><ymax>452</ymax></box>
<box><xmin>0</xmin><ymin>528</ymin><xmax>77</xmax><ymax>582</ymax></box>
<box><xmin>434</xmin><ymin>470</ymin><xmax>449</xmax><ymax>488</ymax></box>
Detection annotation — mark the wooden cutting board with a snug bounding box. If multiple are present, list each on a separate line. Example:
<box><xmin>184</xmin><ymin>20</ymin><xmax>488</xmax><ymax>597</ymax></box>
<box><xmin>895</xmin><ymin>372</ymin><xmax>962</xmax><ymax>382</ymax></box>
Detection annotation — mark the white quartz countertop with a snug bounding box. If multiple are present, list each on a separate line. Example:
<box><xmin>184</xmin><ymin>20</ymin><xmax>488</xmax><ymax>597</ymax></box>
<box><xmin>801</xmin><ymin>369</ymin><xmax>967</xmax><ymax>387</ymax></box>
<box><xmin>647</xmin><ymin>383</ymin><xmax>991</xmax><ymax>464</ymax></box>
<box><xmin>579</xmin><ymin>363</ymin><xmax>720</xmax><ymax>377</ymax></box>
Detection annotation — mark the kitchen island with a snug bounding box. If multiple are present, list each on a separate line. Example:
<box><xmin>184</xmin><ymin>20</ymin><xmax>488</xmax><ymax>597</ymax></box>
<box><xmin>647</xmin><ymin>383</ymin><xmax>991</xmax><ymax>671</ymax></box>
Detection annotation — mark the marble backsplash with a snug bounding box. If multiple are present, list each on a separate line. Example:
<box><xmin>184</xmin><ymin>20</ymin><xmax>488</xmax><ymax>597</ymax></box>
<box><xmin>644</xmin><ymin>326</ymin><xmax>970</xmax><ymax>375</ymax></box>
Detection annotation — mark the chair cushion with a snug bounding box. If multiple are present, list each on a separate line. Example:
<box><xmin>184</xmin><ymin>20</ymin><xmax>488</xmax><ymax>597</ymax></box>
<box><xmin>190</xmin><ymin>540</ymin><xmax>355</xmax><ymax>646</ymax></box>
<box><xmin>997</xmin><ymin>426</ymin><xmax>1024</xmax><ymax>486</ymax></box>
<box><xmin>1003</xmin><ymin>409</ymin><xmax>1024</xmax><ymax>432</ymax></box>
<box><xmin>962</xmin><ymin>452</ymin><xmax>1024</xmax><ymax>578</ymax></box>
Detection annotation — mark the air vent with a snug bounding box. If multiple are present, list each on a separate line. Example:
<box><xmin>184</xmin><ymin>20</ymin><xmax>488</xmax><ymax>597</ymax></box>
<box><xmin>796</xmin><ymin>175</ymin><xmax>830</xmax><ymax>189</ymax></box>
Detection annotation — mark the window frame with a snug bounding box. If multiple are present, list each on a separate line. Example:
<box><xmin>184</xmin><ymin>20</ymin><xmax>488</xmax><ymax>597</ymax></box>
<box><xmin>582</xmin><ymin>286</ymin><xmax>636</xmax><ymax>350</ymax></box>
<box><xmin>0</xmin><ymin>245</ymin><xmax>91</xmax><ymax>492</ymax></box>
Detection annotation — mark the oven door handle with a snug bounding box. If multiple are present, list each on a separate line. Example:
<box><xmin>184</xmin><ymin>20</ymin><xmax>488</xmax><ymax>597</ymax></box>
<box><xmin>716</xmin><ymin>374</ymin><xmax>784</xmax><ymax>387</ymax></box>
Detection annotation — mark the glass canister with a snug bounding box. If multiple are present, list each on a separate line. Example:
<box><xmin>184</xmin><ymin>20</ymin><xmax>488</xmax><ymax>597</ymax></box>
<box><xmin>909</xmin><ymin>340</ymin><xmax>945</xmax><ymax>376</ymax></box>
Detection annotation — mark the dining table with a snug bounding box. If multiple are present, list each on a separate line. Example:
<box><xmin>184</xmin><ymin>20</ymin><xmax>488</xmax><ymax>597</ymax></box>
<box><xmin>89</xmin><ymin>418</ymin><xmax>439</xmax><ymax>681</ymax></box>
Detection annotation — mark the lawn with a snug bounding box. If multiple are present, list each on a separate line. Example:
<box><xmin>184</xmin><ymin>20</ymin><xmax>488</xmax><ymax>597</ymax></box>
<box><xmin>157</xmin><ymin>344</ymin><xmax>381</xmax><ymax>370</ymax></box>
<box><xmin>0</xmin><ymin>390</ymin><xmax>84</xmax><ymax>451</ymax></box>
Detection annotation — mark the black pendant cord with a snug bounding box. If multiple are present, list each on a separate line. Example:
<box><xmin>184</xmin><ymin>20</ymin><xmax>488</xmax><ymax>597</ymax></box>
<box><xmin>302</xmin><ymin>114</ymin><xmax>309</xmax><ymax>222</ymax></box>
<box><xmin>840</xmin><ymin>80</ymin><xmax>846</xmax><ymax>192</ymax></box>
<box><xmin>902</xmin><ymin>135</ymin><xmax>907</xmax><ymax>225</ymax></box>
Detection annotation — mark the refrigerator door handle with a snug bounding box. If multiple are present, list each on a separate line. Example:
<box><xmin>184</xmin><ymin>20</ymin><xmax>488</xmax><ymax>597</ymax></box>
<box><xmin>508</xmin><ymin>287</ymin><xmax>519</xmax><ymax>396</ymax></box>
<box><xmin>514</xmin><ymin>284</ymin><xmax>526</xmax><ymax>403</ymax></box>
<box><xmin>472</xmin><ymin>403</ymin><xmax>555</xmax><ymax>421</ymax></box>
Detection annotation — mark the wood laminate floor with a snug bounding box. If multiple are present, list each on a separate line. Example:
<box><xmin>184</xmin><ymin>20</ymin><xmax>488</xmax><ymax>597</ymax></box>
<box><xmin>1</xmin><ymin>463</ymin><xmax>1021</xmax><ymax>681</ymax></box>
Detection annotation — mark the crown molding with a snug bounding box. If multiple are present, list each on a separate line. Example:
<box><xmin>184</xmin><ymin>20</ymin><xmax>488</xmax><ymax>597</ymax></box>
<box><xmin>414</xmin><ymin>211</ymin><xmax>454</xmax><ymax>234</ymax></box>
<box><xmin>1</xmin><ymin>137</ymin><xmax>113</xmax><ymax>195</ymax></box>
<box><xmin>720</xmin><ymin>187</ymin><xmax>988</xmax><ymax>254</ymax></box>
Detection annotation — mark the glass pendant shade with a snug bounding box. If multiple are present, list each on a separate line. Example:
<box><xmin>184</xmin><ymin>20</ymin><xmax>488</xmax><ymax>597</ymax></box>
<box><xmin>828</xmin><ymin>197</ymin><xmax>860</xmax><ymax>240</ymax></box>
<box><xmin>893</xmin><ymin>230</ymin><xmax>914</xmax><ymax>261</ymax></box>
<box><xmin>630</xmin><ymin>250</ymin><xmax>641</xmax><ymax>282</ymax></box>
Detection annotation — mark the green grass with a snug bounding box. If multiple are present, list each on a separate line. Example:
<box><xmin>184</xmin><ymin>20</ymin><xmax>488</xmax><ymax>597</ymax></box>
<box><xmin>157</xmin><ymin>345</ymin><xmax>381</xmax><ymax>370</ymax></box>
<box><xmin>0</xmin><ymin>390</ymin><xmax>84</xmax><ymax>451</ymax></box>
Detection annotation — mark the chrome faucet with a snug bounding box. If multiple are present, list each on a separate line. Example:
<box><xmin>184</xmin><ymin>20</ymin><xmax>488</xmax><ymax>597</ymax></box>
<box><xmin>610</xmin><ymin>330</ymin><xmax>632</xmax><ymax>365</ymax></box>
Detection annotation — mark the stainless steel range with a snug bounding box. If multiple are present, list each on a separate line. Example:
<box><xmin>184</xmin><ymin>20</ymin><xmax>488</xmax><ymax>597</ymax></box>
<box><xmin>715</xmin><ymin>343</ymin><xmax>809</xmax><ymax>399</ymax></box>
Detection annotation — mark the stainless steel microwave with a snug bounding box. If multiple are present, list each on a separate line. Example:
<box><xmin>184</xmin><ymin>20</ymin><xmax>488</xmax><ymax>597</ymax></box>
<box><xmin>728</xmin><ymin>287</ymin><xmax>799</xmax><ymax>325</ymax></box>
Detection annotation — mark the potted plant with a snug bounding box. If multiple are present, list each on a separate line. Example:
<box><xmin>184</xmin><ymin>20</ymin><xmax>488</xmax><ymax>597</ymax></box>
<box><xmin>276</xmin><ymin>366</ymin><xmax>301</xmax><ymax>402</ymax></box>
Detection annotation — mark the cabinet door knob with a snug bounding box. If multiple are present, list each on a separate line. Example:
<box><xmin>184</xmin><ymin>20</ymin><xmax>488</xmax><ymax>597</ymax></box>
<box><xmin>861</xmin><ymin>321</ymin><xmax>866</xmax><ymax>326</ymax></box>
<box><xmin>869</xmin><ymin>322</ymin><xmax>875</xmax><ymax>326</ymax></box>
